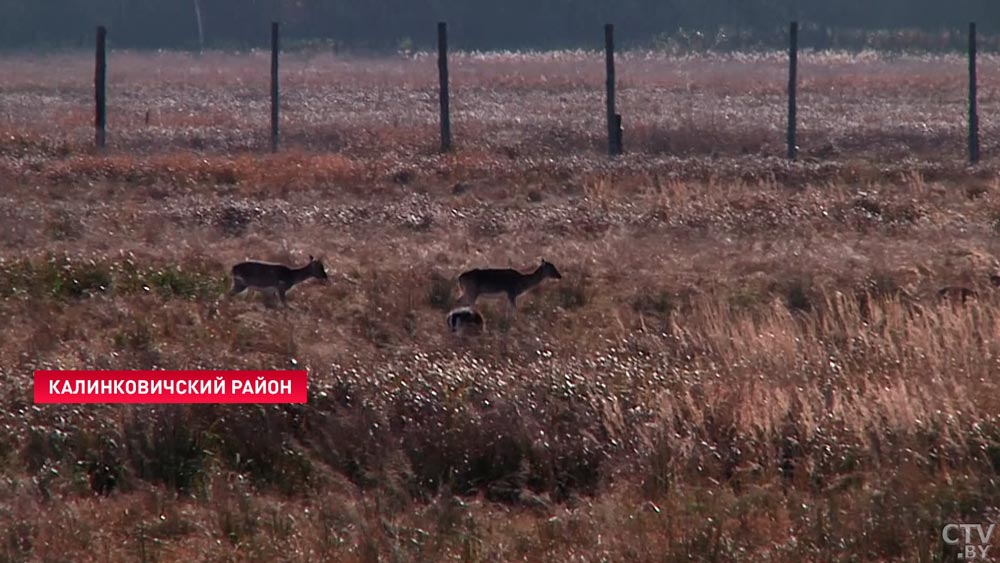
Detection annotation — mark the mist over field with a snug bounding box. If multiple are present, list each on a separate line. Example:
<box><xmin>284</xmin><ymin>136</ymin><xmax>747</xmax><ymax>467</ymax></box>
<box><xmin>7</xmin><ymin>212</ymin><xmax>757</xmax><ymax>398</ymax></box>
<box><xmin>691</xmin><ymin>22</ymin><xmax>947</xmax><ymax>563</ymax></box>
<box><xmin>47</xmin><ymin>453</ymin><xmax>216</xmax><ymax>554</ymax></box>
<box><xmin>1</xmin><ymin>1</ymin><xmax>1000</xmax><ymax>562</ymax></box>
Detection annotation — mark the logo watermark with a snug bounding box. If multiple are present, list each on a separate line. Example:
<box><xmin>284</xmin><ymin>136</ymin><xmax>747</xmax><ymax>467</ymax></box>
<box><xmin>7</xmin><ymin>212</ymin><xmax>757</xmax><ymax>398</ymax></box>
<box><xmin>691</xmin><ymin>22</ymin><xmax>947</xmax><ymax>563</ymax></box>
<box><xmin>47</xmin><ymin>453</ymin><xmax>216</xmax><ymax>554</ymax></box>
<box><xmin>943</xmin><ymin>523</ymin><xmax>996</xmax><ymax>561</ymax></box>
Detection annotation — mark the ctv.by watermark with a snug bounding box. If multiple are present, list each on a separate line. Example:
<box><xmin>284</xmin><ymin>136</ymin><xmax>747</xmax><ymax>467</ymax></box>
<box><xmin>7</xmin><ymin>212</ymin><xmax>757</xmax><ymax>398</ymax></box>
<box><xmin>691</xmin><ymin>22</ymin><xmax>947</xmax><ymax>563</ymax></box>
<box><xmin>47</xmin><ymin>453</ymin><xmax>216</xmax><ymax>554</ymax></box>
<box><xmin>942</xmin><ymin>523</ymin><xmax>996</xmax><ymax>560</ymax></box>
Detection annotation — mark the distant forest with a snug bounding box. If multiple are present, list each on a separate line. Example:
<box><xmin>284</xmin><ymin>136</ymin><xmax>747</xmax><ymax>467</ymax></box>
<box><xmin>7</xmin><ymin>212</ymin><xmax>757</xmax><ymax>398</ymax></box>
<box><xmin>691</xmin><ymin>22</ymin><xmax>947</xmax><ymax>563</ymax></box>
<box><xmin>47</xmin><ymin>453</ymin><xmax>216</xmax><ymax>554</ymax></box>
<box><xmin>2</xmin><ymin>0</ymin><xmax>997</xmax><ymax>51</ymax></box>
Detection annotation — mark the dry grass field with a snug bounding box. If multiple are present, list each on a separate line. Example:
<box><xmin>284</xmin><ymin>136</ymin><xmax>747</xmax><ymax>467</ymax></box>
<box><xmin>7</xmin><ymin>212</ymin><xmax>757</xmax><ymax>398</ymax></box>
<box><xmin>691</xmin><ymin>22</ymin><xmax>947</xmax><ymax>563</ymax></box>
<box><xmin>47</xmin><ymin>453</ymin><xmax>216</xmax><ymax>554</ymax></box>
<box><xmin>1</xmin><ymin>49</ymin><xmax>1000</xmax><ymax>562</ymax></box>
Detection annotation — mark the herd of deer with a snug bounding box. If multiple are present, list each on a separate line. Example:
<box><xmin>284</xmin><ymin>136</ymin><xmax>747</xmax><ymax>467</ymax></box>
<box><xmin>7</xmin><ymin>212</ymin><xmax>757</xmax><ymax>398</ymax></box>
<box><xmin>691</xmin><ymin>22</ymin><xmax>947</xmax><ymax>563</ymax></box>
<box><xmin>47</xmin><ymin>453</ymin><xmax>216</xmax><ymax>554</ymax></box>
<box><xmin>228</xmin><ymin>256</ymin><xmax>563</xmax><ymax>335</ymax></box>
<box><xmin>228</xmin><ymin>254</ymin><xmax>999</xmax><ymax>337</ymax></box>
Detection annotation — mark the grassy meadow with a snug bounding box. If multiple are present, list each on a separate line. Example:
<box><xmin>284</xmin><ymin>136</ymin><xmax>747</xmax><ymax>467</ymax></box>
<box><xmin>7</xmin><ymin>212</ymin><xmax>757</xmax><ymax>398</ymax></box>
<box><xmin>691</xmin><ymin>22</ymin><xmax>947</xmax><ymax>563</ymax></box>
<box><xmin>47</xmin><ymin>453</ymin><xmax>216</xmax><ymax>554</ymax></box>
<box><xmin>0</xmin><ymin>49</ymin><xmax>998</xmax><ymax>562</ymax></box>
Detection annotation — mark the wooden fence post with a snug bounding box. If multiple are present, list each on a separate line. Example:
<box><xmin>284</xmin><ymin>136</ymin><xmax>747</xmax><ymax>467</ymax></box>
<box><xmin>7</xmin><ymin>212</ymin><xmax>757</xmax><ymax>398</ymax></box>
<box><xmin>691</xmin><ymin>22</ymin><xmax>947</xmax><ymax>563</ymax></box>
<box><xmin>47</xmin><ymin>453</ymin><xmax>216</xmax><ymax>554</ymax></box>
<box><xmin>438</xmin><ymin>21</ymin><xmax>452</xmax><ymax>152</ymax></box>
<box><xmin>270</xmin><ymin>21</ymin><xmax>280</xmax><ymax>153</ymax></box>
<box><xmin>614</xmin><ymin>113</ymin><xmax>623</xmax><ymax>154</ymax></box>
<box><xmin>787</xmin><ymin>21</ymin><xmax>798</xmax><ymax>161</ymax></box>
<box><xmin>969</xmin><ymin>22</ymin><xmax>980</xmax><ymax>164</ymax></box>
<box><xmin>605</xmin><ymin>24</ymin><xmax>620</xmax><ymax>156</ymax></box>
<box><xmin>95</xmin><ymin>25</ymin><xmax>107</xmax><ymax>149</ymax></box>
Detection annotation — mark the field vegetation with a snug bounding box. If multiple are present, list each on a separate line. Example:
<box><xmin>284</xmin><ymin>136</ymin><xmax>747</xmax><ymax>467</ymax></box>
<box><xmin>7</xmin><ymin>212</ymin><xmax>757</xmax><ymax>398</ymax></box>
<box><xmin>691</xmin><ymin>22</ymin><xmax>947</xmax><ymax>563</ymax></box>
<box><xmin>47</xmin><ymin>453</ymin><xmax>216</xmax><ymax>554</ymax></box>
<box><xmin>0</xmin><ymin>49</ymin><xmax>999</xmax><ymax>562</ymax></box>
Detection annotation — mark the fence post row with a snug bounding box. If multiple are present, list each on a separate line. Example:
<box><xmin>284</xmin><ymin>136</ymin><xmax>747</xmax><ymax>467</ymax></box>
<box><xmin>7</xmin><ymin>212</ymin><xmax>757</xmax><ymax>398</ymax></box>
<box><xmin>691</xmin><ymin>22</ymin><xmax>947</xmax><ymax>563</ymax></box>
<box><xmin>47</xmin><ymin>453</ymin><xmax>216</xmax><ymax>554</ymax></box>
<box><xmin>90</xmin><ymin>22</ymin><xmax>985</xmax><ymax>162</ymax></box>
<box><xmin>605</xmin><ymin>24</ymin><xmax>621</xmax><ymax>156</ymax></box>
<box><xmin>438</xmin><ymin>22</ymin><xmax>452</xmax><ymax>152</ymax></box>
<box><xmin>270</xmin><ymin>21</ymin><xmax>280</xmax><ymax>153</ymax></box>
<box><xmin>787</xmin><ymin>21</ymin><xmax>798</xmax><ymax>161</ymax></box>
<box><xmin>969</xmin><ymin>22</ymin><xmax>980</xmax><ymax>164</ymax></box>
<box><xmin>95</xmin><ymin>25</ymin><xmax>107</xmax><ymax>149</ymax></box>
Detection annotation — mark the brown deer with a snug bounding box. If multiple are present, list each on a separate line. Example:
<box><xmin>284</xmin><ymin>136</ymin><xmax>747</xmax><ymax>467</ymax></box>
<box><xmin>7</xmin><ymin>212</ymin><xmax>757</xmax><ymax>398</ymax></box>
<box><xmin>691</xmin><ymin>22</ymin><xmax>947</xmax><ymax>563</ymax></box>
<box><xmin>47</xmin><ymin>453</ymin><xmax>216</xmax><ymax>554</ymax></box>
<box><xmin>229</xmin><ymin>255</ymin><xmax>328</xmax><ymax>306</ymax></box>
<box><xmin>457</xmin><ymin>259</ymin><xmax>562</xmax><ymax>310</ymax></box>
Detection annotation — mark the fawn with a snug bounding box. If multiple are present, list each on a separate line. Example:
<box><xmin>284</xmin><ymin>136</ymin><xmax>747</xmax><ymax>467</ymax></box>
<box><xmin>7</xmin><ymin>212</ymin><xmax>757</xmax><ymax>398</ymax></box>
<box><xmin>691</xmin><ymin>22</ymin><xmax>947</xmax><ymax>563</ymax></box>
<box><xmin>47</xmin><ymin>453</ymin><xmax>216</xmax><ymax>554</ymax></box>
<box><xmin>446</xmin><ymin>306</ymin><xmax>485</xmax><ymax>335</ymax></box>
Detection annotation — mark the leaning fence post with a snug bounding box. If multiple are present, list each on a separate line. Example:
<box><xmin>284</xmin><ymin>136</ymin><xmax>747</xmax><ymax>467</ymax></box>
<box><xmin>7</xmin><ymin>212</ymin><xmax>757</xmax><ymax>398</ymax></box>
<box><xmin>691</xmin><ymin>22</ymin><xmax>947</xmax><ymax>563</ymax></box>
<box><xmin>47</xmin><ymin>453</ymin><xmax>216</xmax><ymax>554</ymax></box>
<box><xmin>605</xmin><ymin>24</ymin><xmax>620</xmax><ymax>156</ymax></box>
<box><xmin>787</xmin><ymin>21</ymin><xmax>798</xmax><ymax>161</ymax></box>
<box><xmin>969</xmin><ymin>22</ymin><xmax>980</xmax><ymax>164</ymax></box>
<box><xmin>95</xmin><ymin>25</ymin><xmax>107</xmax><ymax>149</ymax></box>
<box><xmin>270</xmin><ymin>21</ymin><xmax>280</xmax><ymax>153</ymax></box>
<box><xmin>438</xmin><ymin>22</ymin><xmax>452</xmax><ymax>152</ymax></box>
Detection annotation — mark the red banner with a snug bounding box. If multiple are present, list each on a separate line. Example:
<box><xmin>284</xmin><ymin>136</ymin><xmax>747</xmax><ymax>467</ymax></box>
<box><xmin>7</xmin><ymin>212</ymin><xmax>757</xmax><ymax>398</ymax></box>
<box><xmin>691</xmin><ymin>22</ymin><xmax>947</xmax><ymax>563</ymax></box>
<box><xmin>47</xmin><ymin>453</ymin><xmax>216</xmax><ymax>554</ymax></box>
<box><xmin>33</xmin><ymin>370</ymin><xmax>308</xmax><ymax>404</ymax></box>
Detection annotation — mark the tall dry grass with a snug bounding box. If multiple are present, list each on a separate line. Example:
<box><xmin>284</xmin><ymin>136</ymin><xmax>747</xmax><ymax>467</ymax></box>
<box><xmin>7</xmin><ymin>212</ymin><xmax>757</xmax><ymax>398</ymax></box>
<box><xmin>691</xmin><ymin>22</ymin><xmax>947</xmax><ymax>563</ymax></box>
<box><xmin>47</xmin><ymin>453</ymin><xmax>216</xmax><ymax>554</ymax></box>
<box><xmin>0</xmin><ymin>51</ymin><xmax>999</xmax><ymax>562</ymax></box>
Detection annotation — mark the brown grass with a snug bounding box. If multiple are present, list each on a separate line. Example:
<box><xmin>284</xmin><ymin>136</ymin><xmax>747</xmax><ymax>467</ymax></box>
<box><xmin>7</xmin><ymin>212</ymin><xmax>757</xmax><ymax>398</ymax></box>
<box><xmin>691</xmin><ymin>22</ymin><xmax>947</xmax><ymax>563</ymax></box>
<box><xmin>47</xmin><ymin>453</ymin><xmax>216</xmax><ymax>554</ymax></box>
<box><xmin>0</xmin><ymin>50</ymin><xmax>999</xmax><ymax>562</ymax></box>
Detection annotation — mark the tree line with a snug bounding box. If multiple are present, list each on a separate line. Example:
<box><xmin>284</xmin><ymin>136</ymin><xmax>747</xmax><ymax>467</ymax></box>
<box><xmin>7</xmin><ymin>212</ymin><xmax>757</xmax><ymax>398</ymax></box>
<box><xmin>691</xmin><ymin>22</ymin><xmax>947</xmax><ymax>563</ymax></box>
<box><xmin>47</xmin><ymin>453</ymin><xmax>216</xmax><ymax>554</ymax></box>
<box><xmin>0</xmin><ymin>0</ymin><xmax>995</xmax><ymax>51</ymax></box>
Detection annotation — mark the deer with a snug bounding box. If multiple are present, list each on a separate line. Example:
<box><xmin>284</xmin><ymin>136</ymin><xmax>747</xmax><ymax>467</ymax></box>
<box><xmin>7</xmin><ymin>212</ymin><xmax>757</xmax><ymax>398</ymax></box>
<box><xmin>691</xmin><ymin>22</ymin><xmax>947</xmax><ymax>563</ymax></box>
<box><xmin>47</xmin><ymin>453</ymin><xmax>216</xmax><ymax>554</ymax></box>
<box><xmin>446</xmin><ymin>306</ymin><xmax>485</xmax><ymax>336</ymax></box>
<box><xmin>456</xmin><ymin>259</ymin><xmax>562</xmax><ymax>311</ymax></box>
<box><xmin>935</xmin><ymin>272</ymin><xmax>1000</xmax><ymax>305</ymax></box>
<box><xmin>228</xmin><ymin>255</ymin><xmax>328</xmax><ymax>306</ymax></box>
<box><xmin>937</xmin><ymin>285</ymin><xmax>977</xmax><ymax>304</ymax></box>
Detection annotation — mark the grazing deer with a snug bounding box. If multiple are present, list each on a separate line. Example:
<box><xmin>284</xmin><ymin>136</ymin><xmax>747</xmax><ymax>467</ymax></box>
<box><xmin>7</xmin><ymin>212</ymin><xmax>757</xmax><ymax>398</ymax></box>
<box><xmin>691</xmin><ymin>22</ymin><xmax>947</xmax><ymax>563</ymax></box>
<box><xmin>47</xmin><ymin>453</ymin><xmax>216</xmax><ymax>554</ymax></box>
<box><xmin>229</xmin><ymin>255</ymin><xmax>328</xmax><ymax>306</ymax></box>
<box><xmin>446</xmin><ymin>306</ymin><xmax>485</xmax><ymax>336</ymax></box>
<box><xmin>457</xmin><ymin>259</ymin><xmax>562</xmax><ymax>310</ymax></box>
